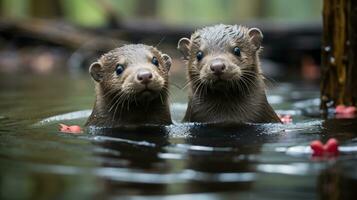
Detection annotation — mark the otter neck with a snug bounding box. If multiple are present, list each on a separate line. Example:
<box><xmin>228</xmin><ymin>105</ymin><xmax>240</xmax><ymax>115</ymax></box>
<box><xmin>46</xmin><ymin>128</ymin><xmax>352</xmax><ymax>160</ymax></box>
<box><xmin>93</xmin><ymin>84</ymin><xmax>171</xmax><ymax>126</ymax></box>
<box><xmin>185</xmin><ymin>77</ymin><xmax>268</xmax><ymax>123</ymax></box>
<box><xmin>190</xmin><ymin>71</ymin><xmax>264</xmax><ymax>100</ymax></box>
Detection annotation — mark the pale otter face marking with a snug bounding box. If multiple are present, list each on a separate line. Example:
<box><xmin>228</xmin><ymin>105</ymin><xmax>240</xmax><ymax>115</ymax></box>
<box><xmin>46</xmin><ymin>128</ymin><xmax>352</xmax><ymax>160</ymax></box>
<box><xmin>178</xmin><ymin>24</ymin><xmax>263</xmax><ymax>90</ymax></box>
<box><xmin>90</xmin><ymin>44</ymin><xmax>171</xmax><ymax>101</ymax></box>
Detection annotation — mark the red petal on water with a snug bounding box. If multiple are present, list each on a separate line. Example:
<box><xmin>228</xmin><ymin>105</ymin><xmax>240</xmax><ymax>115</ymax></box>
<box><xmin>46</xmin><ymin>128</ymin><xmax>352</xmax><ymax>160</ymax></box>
<box><xmin>324</xmin><ymin>138</ymin><xmax>339</xmax><ymax>155</ymax></box>
<box><xmin>335</xmin><ymin>105</ymin><xmax>356</xmax><ymax>118</ymax></box>
<box><xmin>68</xmin><ymin>125</ymin><xmax>82</xmax><ymax>133</ymax></box>
<box><xmin>344</xmin><ymin>106</ymin><xmax>357</xmax><ymax>114</ymax></box>
<box><xmin>310</xmin><ymin>140</ymin><xmax>324</xmax><ymax>156</ymax></box>
<box><xmin>59</xmin><ymin>123</ymin><xmax>69</xmax><ymax>131</ymax></box>
<box><xmin>335</xmin><ymin>105</ymin><xmax>356</xmax><ymax>114</ymax></box>
<box><xmin>279</xmin><ymin>115</ymin><xmax>293</xmax><ymax>124</ymax></box>
<box><xmin>310</xmin><ymin>138</ymin><xmax>339</xmax><ymax>159</ymax></box>
<box><xmin>59</xmin><ymin>124</ymin><xmax>82</xmax><ymax>134</ymax></box>
<box><xmin>335</xmin><ymin>105</ymin><xmax>346</xmax><ymax>114</ymax></box>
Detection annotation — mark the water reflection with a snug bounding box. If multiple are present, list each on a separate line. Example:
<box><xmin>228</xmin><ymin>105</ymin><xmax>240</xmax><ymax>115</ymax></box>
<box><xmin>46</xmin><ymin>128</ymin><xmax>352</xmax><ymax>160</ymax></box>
<box><xmin>90</xmin><ymin>126</ymin><xmax>170</xmax><ymax>195</ymax></box>
<box><xmin>2</xmin><ymin>73</ymin><xmax>357</xmax><ymax>199</ymax></box>
<box><xmin>317</xmin><ymin>164</ymin><xmax>357</xmax><ymax>200</ymax></box>
<box><xmin>86</xmin><ymin>123</ymin><xmax>283</xmax><ymax>195</ymax></box>
<box><xmin>181</xmin><ymin>124</ymin><xmax>266</xmax><ymax>193</ymax></box>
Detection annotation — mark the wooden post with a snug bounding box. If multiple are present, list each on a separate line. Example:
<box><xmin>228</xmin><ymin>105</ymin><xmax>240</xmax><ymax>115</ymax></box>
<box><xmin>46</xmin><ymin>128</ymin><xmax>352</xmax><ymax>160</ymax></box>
<box><xmin>321</xmin><ymin>0</ymin><xmax>357</xmax><ymax>111</ymax></box>
<box><xmin>347</xmin><ymin>0</ymin><xmax>357</xmax><ymax>106</ymax></box>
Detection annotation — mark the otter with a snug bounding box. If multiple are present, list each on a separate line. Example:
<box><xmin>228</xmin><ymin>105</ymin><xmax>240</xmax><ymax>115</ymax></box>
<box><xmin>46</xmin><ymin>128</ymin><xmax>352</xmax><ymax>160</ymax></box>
<box><xmin>177</xmin><ymin>24</ymin><xmax>281</xmax><ymax>123</ymax></box>
<box><xmin>86</xmin><ymin>44</ymin><xmax>172</xmax><ymax>127</ymax></box>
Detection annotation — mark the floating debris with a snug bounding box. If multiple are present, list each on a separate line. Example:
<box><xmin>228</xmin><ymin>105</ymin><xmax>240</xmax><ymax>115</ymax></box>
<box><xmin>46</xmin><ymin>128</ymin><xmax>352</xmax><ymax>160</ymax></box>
<box><xmin>279</xmin><ymin>114</ymin><xmax>293</xmax><ymax>124</ymax></box>
<box><xmin>310</xmin><ymin>138</ymin><xmax>339</xmax><ymax>157</ymax></box>
<box><xmin>59</xmin><ymin>123</ymin><xmax>82</xmax><ymax>134</ymax></box>
<box><xmin>335</xmin><ymin>105</ymin><xmax>356</xmax><ymax>119</ymax></box>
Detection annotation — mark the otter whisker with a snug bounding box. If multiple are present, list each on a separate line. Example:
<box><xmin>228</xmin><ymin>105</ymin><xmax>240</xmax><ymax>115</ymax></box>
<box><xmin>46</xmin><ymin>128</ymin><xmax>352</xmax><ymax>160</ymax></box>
<box><xmin>134</xmin><ymin>94</ymin><xmax>138</xmax><ymax>106</ymax></box>
<box><xmin>239</xmin><ymin>76</ymin><xmax>252</xmax><ymax>95</ymax></box>
<box><xmin>162</xmin><ymin>87</ymin><xmax>171</xmax><ymax>104</ymax></box>
<box><xmin>117</xmin><ymin>95</ymin><xmax>128</xmax><ymax>121</ymax></box>
<box><xmin>181</xmin><ymin>80</ymin><xmax>193</xmax><ymax>90</ymax></box>
<box><xmin>108</xmin><ymin>92</ymin><xmax>125</xmax><ymax>112</ymax></box>
<box><xmin>194</xmin><ymin>80</ymin><xmax>206</xmax><ymax>104</ymax></box>
<box><xmin>111</xmin><ymin>92</ymin><xmax>128</xmax><ymax>121</ymax></box>
<box><xmin>111</xmin><ymin>97</ymin><xmax>122</xmax><ymax>121</ymax></box>
<box><xmin>170</xmin><ymin>82</ymin><xmax>182</xmax><ymax>90</ymax></box>
<box><xmin>154</xmin><ymin>36</ymin><xmax>166</xmax><ymax>48</ymax></box>
<box><xmin>126</xmin><ymin>92</ymin><xmax>132</xmax><ymax>111</ymax></box>
<box><xmin>101</xmin><ymin>86</ymin><xmax>121</xmax><ymax>98</ymax></box>
<box><xmin>241</xmin><ymin>73</ymin><xmax>259</xmax><ymax>89</ymax></box>
<box><xmin>159</xmin><ymin>93</ymin><xmax>164</xmax><ymax>104</ymax></box>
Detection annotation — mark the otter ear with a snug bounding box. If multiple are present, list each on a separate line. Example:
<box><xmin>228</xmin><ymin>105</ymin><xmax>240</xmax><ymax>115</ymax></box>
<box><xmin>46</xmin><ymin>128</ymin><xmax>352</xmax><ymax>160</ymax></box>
<box><xmin>89</xmin><ymin>62</ymin><xmax>104</xmax><ymax>82</ymax></box>
<box><xmin>161</xmin><ymin>54</ymin><xmax>172</xmax><ymax>70</ymax></box>
<box><xmin>248</xmin><ymin>28</ymin><xmax>263</xmax><ymax>50</ymax></box>
<box><xmin>177</xmin><ymin>37</ymin><xmax>191</xmax><ymax>60</ymax></box>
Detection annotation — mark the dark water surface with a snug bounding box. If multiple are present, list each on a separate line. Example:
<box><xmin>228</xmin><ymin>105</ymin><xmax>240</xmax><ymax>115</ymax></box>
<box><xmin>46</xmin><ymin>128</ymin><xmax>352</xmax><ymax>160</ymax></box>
<box><xmin>1</xmin><ymin>73</ymin><xmax>357</xmax><ymax>200</ymax></box>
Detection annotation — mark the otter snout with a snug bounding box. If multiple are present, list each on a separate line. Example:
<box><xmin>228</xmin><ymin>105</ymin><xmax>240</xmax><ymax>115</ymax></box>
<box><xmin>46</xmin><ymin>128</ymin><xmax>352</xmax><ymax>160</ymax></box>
<box><xmin>127</xmin><ymin>68</ymin><xmax>164</xmax><ymax>94</ymax></box>
<box><xmin>136</xmin><ymin>69</ymin><xmax>153</xmax><ymax>85</ymax></box>
<box><xmin>210</xmin><ymin>59</ymin><xmax>226</xmax><ymax>75</ymax></box>
<box><xmin>201</xmin><ymin>57</ymin><xmax>241</xmax><ymax>82</ymax></box>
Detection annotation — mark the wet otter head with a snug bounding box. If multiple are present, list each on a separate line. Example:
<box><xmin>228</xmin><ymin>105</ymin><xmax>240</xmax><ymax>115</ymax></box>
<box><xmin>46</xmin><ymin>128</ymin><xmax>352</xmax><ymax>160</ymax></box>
<box><xmin>90</xmin><ymin>44</ymin><xmax>172</xmax><ymax>102</ymax></box>
<box><xmin>86</xmin><ymin>44</ymin><xmax>172</xmax><ymax>127</ymax></box>
<box><xmin>178</xmin><ymin>24</ymin><xmax>263</xmax><ymax>92</ymax></box>
<box><xmin>178</xmin><ymin>24</ymin><xmax>280</xmax><ymax>123</ymax></box>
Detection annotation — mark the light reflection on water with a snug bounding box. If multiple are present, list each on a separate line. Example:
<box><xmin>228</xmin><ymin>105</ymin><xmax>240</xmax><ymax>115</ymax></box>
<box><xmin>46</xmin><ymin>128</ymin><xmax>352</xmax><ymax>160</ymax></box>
<box><xmin>1</xmin><ymin>73</ymin><xmax>357</xmax><ymax>200</ymax></box>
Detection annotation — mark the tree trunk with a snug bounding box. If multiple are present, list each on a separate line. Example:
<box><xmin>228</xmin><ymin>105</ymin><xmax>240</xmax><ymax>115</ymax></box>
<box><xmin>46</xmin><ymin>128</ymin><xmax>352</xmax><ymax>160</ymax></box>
<box><xmin>321</xmin><ymin>0</ymin><xmax>357</xmax><ymax>111</ymax></box>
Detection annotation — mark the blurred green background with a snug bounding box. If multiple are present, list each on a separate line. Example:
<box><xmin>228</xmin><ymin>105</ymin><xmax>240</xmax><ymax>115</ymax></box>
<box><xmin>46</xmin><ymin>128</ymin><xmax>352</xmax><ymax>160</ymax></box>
<box><xmin>1</xmin><ymin>0</ymin><xmax>322</xmax><ymax>27</ymax></box>
<box><xmin>0</xmin><ymin>0</ymin><xmax>323</xmax><ymax>82</ymax></box>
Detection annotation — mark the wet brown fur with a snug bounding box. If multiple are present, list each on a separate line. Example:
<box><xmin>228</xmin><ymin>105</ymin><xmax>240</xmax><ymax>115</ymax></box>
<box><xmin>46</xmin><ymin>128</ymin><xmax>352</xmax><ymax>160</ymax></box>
<box><xmin>178</xmin><ymin>24</ymin><xmax>281</xmax><ymax>123</ymax></box>
<box><xmin>86</xmin><ymin>44</ymin><xmax>172</xmax><ymax>127</ymax></box>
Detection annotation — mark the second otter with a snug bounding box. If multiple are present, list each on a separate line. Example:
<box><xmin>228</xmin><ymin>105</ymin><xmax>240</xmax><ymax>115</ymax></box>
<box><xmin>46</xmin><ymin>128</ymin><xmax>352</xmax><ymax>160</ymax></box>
<box><xmin>178</xmin><ymin>24</ymin><xmax>281</xmax><ymax>123</ymax></box>
<box><xmin>86</xmin><ymin>44</ymin><xmax>172</xmax><ymax>127</ymax></box>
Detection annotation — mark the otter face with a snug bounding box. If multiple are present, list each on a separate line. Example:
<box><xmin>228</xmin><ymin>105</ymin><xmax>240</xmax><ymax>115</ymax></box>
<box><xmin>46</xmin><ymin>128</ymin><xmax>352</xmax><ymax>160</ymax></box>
<box><xmin>178</xmin><ymin>25</ymin><xmax>263</xmax><ymax>90</ymax></box>
<box><xmin>89</xmin><ymin>44</ymin><xmax>171</xmax><ymax>101</ymax></box>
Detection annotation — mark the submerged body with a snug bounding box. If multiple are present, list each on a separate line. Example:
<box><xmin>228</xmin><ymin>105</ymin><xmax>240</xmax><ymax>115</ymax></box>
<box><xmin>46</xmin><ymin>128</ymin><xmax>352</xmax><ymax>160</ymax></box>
<box><xmin>86</xmin><ymin>44</ymin><xmax>172</xmax><ymax>127</ymax></box>
<box><xmin>178</xmin><ymin>24</ymin><xmax>280</xmax><ymax>123</ymax></box>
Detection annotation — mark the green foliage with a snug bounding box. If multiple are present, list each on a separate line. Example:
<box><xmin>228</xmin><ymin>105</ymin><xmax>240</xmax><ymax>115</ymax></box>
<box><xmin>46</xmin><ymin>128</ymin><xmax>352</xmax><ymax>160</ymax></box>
<box><xmin>265</xmin><ymin>0</ymin><xmax>322</xmax><ymax>22</ymax></box>
<box><xmin>62</xmin><ymin>0</ymin><xmax>106</xmax><ymax>26</ymax></box>
<box><xmin>2</xmin><ymin>0</ymin><xmax>29</xmax><ymax>18</ymax></box>
<box><xmin>0</xmin><ymin>0</ymin><xmax>322</xmax><ymax>26</ymax></box>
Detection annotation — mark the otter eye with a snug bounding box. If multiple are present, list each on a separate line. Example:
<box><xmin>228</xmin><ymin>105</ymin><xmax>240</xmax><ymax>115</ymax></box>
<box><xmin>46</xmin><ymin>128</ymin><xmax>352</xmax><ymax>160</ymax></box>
<box><xmin>233</xmin><ymin>47</ymin><xmax>241</xmax><ymax>57</ymax></box>
<box><xmin>196</xmin><ymin>51</ymin><xmax>204</xmax><ymax>61</ymax></box>
<box><xmin>115</xmin><ymin>64</ymin><xmax>124</xmax><ymax>75</ymax></box>
<box><xmin>152</xmin><ymin>57</ymin><xmax>159</xmax><ymax>66</ymax></box>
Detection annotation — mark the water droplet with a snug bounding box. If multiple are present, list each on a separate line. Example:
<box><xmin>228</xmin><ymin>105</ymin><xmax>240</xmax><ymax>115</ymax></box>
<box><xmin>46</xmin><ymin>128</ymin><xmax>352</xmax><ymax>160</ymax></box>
<box><xmin>326</xmin><ymin>100</ymin><xmax>334</xmax><ymax>108</ymax></box>
<box><xmin>330</xmin><ymin>57</ymin><xmax>336</xmax><ymax>65</ymax></box>
<box><xmin>324</xmin><ymin>46</ymin><xmax>331</xmax><ymax>52</ymax></box>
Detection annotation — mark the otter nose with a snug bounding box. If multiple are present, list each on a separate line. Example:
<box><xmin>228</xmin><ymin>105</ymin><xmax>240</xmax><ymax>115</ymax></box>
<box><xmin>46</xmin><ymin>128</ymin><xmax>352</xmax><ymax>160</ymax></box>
<box><xmin>210</xmin><ymin>61</ymin><xmax>226</xmax><ymax>75</ymax></box>
<box><xmin>137</xmin><ymin>70</ymin><xmax>153</xmax><ymax>84</ymax></box>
